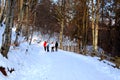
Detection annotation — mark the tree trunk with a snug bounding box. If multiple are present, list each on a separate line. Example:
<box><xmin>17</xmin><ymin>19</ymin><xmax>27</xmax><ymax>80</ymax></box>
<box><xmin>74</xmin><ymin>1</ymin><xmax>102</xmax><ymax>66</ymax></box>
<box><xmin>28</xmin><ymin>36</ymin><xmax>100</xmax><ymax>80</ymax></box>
<box><xmin>112</xmin><ymin>0</ymin><xmax>120</xmax><ymax>56</ymax></box>
<box><xmin>0</xmin><ymin>0</ymin><xmax>5</xmax><ymax>24</ymax></box>
<box><xmin>59</xmin><ymin>19</ymin><xmax>64</xmax><ymax>49</ymax></box>
<box><xmin>84</xmin><ymin>0</ymin><xmax>89</xmax><ymax>55</ymax></box>
<box><xmin>92</xmin><ymin>0</ymin><xmax>95</xmax><ymax>52</ymax></box>
<box><xmin>14</xmin><ymin>0</ymin><xmax>24</xmax><ymax>46</ymax></box>
<box><xmin>29</xmin><ymin>5</ymin><xmax>36</xmax><ymax>45</ymax></box>
<box><xmin>77</xmin><ymin>25</ymin><xmax>81</xmax><ymax>54</ymax></box>
<box><xmin>1</xmin><ymin>0</ymin><xmax>16</xmax><ymax>58</ymax></box>
<box><xmin>24</xmin><ymin>0</ymin><xmax>29</xmax><ymax>41</ymax></box>
<box><xmin>94</xmin><ymin>0</ymin><xmax>100</xmax><ymax>52</ymax></box>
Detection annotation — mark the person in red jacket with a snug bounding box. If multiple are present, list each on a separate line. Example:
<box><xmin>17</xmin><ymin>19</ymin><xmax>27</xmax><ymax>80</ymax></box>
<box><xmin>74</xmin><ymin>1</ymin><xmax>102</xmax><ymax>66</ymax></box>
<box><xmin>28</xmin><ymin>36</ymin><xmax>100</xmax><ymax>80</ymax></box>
<box><xmin>43</xmin><ymin>41</ymin><xmax>47</xmax><ymax>51</ymax></box>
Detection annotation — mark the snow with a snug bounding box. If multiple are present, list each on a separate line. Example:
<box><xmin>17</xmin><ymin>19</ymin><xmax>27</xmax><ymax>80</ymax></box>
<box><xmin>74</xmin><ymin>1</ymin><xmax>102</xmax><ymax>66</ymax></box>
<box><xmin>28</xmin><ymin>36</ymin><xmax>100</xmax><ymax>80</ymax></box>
<box><xmin>0</xmin><ymin>24</ymin><xmax>120</xmax><ymax>80</ymax></box>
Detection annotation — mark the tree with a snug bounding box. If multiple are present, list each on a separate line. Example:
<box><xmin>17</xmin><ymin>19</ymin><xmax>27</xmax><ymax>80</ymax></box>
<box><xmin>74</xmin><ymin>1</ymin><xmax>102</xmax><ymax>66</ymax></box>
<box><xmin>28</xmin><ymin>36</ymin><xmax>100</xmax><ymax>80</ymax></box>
<box><xmin>94</xmin><ymin>0</ymin><xmax>100</xmax><ymax>53</ymax></box>
<box><xmin>15</xmin><ymin>0</ymin><xmax>37</xmax><ymax>45</ymax></box>
<box><xmin>14</xmin><ymin>0</ymin><xmax>24</xmax><ymax>46</ymax></box>
<box><xmin>90</xmin><ymin>0</ymin><xmax>100</xmax><ymax>54</ymax></box>
<box><xmin>53</xmin><ymin>0</ymin><xmax>69</xmax><ymax>49</ymax></box>
<box><xmin>0</xmin><ymin>0</ymin><xmax>5</xmax><ymax>24</ymax></box>
<box><xmin>112</xmin><ymin>0</ymin><xmax>120</xmax><ymax>56</ymax></box>
<box><xmin>35</xmin><ymin>0</ymin><xmax>58</xmax><ymax>36</ymax></box>
<box><xmin>67</xmin><ymin>0</ymin><xmax>90</xmax><ymax>54</ymax></box>
<box><xmin>1</xmin><ymin>0</ymin><xmax>16</xmax><ymax>58</ymax></box>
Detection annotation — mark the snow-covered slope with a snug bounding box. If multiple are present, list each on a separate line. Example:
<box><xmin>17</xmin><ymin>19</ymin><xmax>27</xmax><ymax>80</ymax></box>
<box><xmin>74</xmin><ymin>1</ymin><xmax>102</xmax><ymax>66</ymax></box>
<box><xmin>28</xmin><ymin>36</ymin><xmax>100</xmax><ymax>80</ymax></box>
<box><xmin>0</xmin><ymin>41</ymin><xmax>120</xmax><ymax>80</ymax></box>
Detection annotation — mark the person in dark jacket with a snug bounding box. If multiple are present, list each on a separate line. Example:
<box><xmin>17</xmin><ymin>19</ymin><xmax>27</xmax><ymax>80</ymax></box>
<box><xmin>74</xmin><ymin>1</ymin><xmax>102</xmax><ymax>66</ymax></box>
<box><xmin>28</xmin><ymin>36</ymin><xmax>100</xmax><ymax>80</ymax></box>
<box><xmin>46</xmin><ymin>43</ymin><xmax>49</xmax><ymax>52</ymax></box>
<box><xmin>55</xmin><ymin>41</ymin><xmax>58</xmax><ymax>51</ymax></box>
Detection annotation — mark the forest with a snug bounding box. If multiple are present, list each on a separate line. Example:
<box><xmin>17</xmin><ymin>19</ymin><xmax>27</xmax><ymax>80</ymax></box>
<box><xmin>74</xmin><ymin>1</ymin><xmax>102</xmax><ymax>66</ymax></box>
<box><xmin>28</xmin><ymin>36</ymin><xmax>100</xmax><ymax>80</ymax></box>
<box><xmin>0</xmin><ymin>0</ymin><xmax>120</xmax><ymax>62</ymax></box>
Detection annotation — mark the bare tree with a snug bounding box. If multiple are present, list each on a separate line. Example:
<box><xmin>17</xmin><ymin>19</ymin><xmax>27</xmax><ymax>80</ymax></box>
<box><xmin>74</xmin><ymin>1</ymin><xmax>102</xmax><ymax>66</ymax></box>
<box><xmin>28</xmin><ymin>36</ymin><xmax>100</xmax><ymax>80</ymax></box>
<box><xmin>54</xmin><ymin>0</ymin><xmax>71</xmax><ymax>49</ymax></box>
<box><xmin>1</xmin><ymin>0</ymin><xmax>16</xmax><ymax>58</ymax></box>
<box><xmin>14</xmin><ymin>0</ymin><xmax>24</xmax><ymax>46</ymax></box>
<box><xmin>94</xmin><ymin>0</ymin><xmax>100</xmax><ymax>53</ymax></box>
<box><xmin>0</xmin><ymin>0</ymin><xmax>6</xmax><ymax>24</ymax></box>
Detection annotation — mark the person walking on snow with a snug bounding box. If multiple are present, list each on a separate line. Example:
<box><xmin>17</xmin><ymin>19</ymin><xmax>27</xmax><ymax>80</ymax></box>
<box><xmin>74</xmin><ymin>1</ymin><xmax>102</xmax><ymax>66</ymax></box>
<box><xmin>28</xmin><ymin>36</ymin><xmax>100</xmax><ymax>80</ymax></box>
<box><xmin>55</xmin><ymin>41</ymin><xmax>58</xmax><ymax>51</ymax></box>
<box><xmin>51</xmin><ymin>42</ymin><xmax>54</xmax><ymax>52</ymax></box>
<box><xmin>46</xmin><ymin>42</ymin><xmax>49</xmax><ymax>52</ymax></box>
<box><xmin>43</xmin><ymin>41</ymin><xmax>47</xmax><ymax>51</ymax></box>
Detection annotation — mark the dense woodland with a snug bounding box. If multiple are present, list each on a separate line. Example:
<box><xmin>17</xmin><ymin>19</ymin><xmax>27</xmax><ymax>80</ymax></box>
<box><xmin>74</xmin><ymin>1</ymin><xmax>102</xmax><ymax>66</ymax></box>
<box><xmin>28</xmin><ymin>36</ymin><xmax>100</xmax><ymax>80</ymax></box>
<box><xmin>0</xmin><ymin>0</ymin><xmax>120</xmax><ymax>59</ymax></box>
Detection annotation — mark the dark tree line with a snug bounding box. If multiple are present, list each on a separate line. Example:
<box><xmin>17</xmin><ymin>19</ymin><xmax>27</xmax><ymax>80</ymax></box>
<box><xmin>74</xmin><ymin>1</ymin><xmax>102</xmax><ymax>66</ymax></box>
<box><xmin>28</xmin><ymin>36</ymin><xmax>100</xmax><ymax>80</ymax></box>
<box><xmin>35</xmin><ymin>0</ymin><xmax>59</xmax><ymax>35</ymax></box>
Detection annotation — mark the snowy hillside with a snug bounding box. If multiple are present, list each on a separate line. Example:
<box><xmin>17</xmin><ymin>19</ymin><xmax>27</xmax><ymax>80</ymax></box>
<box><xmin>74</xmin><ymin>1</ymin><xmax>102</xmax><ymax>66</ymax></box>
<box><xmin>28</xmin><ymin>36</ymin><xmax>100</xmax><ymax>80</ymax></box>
<box><xmin>0</xmin><ymin>41</ymin><xmax>120</xmax><ymax>80</ymax></box>
<box><xmin>0</xmin><ymin>25</ymin><xmax>120</xmax><ymax>80</ymax></box>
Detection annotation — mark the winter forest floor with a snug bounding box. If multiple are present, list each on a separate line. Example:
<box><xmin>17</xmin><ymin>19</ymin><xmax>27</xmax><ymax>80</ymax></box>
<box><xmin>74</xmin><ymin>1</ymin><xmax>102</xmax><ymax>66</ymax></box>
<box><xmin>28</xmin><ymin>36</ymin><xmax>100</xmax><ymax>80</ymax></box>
<box><xmin>0</xmin><ymin>41</ymin><xmax>120</xmax><ymax>80</ymax></box>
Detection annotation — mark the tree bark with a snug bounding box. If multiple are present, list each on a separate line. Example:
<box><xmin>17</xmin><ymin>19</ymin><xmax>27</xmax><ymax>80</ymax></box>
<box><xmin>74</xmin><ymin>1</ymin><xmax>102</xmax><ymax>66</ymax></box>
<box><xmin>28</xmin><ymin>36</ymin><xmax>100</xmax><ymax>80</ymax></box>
<box><xmin>14</xmin><ymin>0</ymin><xmax>24</xmax><ymax>46</ymax></box>
<box><xmin>94</xmin><ymin>0</ymin><xmax>100</xmax><ymax>52</ymax></box>
<box><xmin>59</xmin><ymin>19</ymin><xmax>64</xmax><ymax>49</ymax></box>
<box><xmin>0</xmin><ymin>0</ymin><xmax>5</xmax><ymax>24</ymax></box>
<box><xmin>24</xmin><ymin>0</ymin><xmax>29</xmax><ymax>41</ymax></box>
<box><xmin>1</xmin><ymin>0</ymin><xmax>16</xmax><ymax>58</ymax></box>
<box><xmin>92</xmin><ymin>0</ymin><xmax>95</xmax><ymax>52</ymax></box>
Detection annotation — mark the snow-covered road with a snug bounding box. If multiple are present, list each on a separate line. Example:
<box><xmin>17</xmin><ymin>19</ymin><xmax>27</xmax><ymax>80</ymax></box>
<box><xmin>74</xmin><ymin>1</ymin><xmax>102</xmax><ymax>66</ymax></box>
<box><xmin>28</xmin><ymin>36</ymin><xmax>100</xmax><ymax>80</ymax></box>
<box><xmin>0</xmin><ymin>43</ymin><xmax>120</xmax><ymax>80</ymax></box>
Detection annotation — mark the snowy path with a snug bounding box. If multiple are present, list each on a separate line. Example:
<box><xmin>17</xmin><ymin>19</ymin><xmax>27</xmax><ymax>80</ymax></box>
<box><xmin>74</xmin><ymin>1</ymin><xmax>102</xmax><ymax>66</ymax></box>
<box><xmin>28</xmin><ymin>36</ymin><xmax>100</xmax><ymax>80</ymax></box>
<box><xmin>1</xmin><ymin>43</ymin><xmax>120</xmax><ymax>80</ymax></box>
<box><xmin>41</xmin><ymin>51</ymin><xmax>116</xmax><ymax>80</ymax></box>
